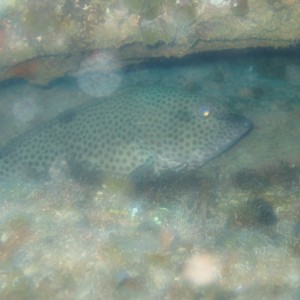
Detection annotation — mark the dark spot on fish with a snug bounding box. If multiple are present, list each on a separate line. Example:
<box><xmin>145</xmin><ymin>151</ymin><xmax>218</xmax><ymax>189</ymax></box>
<box><xmin>69</xmin><ymin>161</ymin><xmax>102</xmax><ymax>185</ymax></box>
<box><xmin>185</xmin><ymin>133</ymin><xmax>192</xmax><ymax>139</ymax></box>
<box><xmin>58</xmin><ymin>110</ymin><xmax>77</xmax><ymax>124</ymax></box>
<box><xmin>175</xmin><ymin>110</ymin><xmax>192</xmax><ymax>123</ymax></box>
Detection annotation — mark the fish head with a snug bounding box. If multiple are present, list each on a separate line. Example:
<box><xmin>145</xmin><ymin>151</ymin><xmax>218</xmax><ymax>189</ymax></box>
<box><xmin>190</xmin><ymin>103</ymin><xmax>253</xmax><ymax>166</ymax></box>
<box><xmin>145</xmin><ymin>94</ymin><xmax>252</xmax><ymax>173</ymax></box>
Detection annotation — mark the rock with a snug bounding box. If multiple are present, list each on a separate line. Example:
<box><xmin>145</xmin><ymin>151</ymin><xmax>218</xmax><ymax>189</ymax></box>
<box><xmin>0</xmin><ymin>0</ymin><xmax>300</xmax><ymax>84</ymax></box>
<box><xmin>230</xmin><ymin>0</ymin><xmax>249</xmax><ymax>16</ymax></box>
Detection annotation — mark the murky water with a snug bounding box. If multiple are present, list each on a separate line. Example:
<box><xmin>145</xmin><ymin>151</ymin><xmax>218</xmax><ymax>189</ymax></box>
<box><xmin>0</xmin><ymin>50</ymin><xmax>299</xmax><ymax>299</ymax></box>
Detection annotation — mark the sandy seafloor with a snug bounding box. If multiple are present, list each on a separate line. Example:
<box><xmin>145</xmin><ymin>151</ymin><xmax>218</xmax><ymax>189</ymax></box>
<box><xmin>0</xmin><ymin>49</ymin><xmax>300</xmax><ymax>300</ymax></box>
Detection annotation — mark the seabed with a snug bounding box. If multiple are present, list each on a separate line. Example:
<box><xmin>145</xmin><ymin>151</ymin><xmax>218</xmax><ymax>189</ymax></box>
<box><xmin>0</xmin><ymin>50</ymin><xmax>300</xmax><ymax>300</ymax></box>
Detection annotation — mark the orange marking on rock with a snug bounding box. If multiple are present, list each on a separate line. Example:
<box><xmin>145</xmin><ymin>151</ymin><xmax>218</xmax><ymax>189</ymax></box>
<box><xmin>10</xmin><ymin>60</ymin><xmax>37</xmax><ymax>80</ymax></box>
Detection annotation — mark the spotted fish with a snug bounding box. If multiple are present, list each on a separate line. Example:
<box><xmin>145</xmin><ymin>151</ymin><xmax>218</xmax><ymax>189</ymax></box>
<box><xmin>0</xmin><ymin>85</ymin><xmax>252</xmax><ymax>182</ymax></box>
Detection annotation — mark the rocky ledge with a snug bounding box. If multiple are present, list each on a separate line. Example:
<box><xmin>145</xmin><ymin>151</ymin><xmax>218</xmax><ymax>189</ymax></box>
<box><xmin>0</xmin><ymin>0</ymin><xmax>299</xmax><ymax>84</ymax></box>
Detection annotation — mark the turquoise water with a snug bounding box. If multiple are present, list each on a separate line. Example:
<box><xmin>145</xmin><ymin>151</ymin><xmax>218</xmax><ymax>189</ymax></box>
<box><xmin>0</xmin><ymin>49</ymin><xmax>299</xmax><ymax>299</ymax></box>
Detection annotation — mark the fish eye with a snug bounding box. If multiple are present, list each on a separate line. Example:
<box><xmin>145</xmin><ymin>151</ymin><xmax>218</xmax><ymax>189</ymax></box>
<box><xmin>198</xmin><ymin>105</ymin><xmax>210</xmax><ymax>118</ymax></box>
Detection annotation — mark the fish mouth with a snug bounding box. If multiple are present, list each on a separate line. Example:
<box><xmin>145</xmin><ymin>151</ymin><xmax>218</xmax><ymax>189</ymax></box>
<box><xmin>229</xmin><ymin>114</ymin><xmax>253</xmax><ymax>137</ymax></box>
<box><xmin>218</xmin><ymin>111</ymin><xmax>253</xmax><ymax>136</ymax></box>
<box><xmin>194</xmin><ymin>114</ymin><xmax>253</xmax><ymax>168</ymax></box>
<box><xmin>173</xmin><ymin>114</ymin><xmax>253</xmax><ymax>172</ymax></box>
<box><xmin>219</xmin><ymin>114</ymin><xmax>253</xmax><ymax>156</ymax></box>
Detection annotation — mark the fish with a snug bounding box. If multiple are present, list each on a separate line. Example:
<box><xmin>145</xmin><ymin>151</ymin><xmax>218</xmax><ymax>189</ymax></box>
<box><xmin>0</xmin><ymin>85</ymin><xmax>252</xmax><ymax>183</ymax></box>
